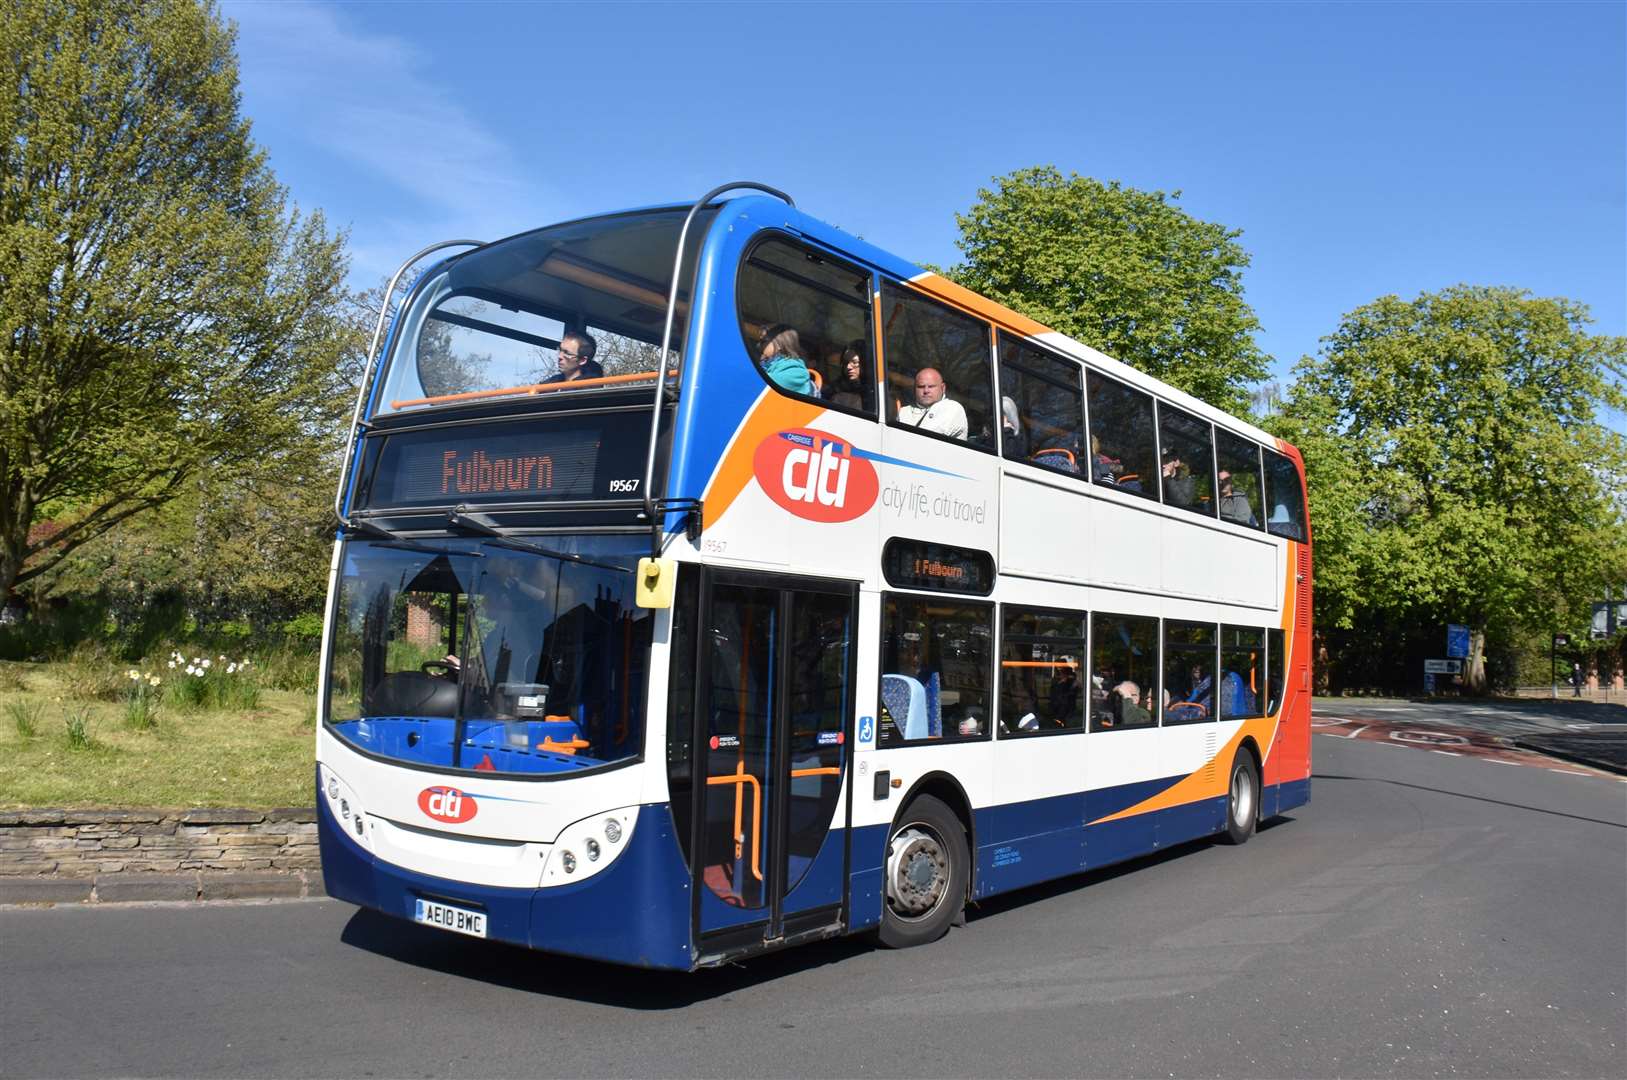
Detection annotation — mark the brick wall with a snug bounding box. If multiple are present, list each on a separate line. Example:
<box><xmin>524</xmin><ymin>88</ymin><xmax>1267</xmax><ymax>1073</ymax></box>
<box><xmin>0</xmin><ymin>808</ymin><xmax>322</xmax><ymax>904</ymax></box>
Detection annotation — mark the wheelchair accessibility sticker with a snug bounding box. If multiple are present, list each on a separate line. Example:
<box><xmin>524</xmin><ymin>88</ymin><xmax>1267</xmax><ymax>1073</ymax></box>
<box><xmin>857</xmin><ymin>715</ymin><xmax>875</xmax><ymax>747</ymax></box>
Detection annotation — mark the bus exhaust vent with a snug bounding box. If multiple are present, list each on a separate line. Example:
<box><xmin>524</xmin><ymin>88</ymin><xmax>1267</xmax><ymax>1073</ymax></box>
<box><xmin>1296</xmin><ymin>547</ymin><xmax>1312</xmax><ymax>633</ymax></box>
<box><xmin>1204</xmin><ymin>730</ymin><xmax>1217</xmax><ymax>784</ymax></box>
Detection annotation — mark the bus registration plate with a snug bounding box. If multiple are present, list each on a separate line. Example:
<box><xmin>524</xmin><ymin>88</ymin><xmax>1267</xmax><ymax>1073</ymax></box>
<box><xmin>414</xmin><ymin>898</ymin><xmax>487</xmax><ymax>939</ymax></box>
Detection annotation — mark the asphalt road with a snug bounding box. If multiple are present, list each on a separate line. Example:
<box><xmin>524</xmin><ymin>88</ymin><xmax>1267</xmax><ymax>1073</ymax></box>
<box><xmin>4</xmin><ymin>733</ymin><xmax>1624</xmax><ymax>1079</ymax></box>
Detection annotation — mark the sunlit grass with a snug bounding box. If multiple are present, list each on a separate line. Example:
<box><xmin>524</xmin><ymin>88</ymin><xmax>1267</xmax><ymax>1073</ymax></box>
<box><xmin>0</xmin><ymin>659</ymin><xmax>315</xmax><ymax>808</ymax></box>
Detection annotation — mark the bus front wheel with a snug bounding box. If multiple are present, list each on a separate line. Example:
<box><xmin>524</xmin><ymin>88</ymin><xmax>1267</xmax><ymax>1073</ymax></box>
<box><xmin>1222</xmin><ymin>750</ymin><xmax>1259</xmax><ymax>845</ymax></box>
<box><xmin>878</xmin><ymin>795</ymin><xmax>968</xmax><ymax>949</ymax></box>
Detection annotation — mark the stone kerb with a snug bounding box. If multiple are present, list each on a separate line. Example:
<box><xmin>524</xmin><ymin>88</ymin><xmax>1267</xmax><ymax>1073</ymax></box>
<box><xmin>0</xmin><ymin>807</ymin><xmax>323</xmax><ymax>904</ymax></box>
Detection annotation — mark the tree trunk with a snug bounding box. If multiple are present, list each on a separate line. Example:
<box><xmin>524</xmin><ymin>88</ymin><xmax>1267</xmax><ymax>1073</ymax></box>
<box><xmin>1465</xmin><ymin>628</ymin><xmax>1488</xmax><ymax>695</ymax></box>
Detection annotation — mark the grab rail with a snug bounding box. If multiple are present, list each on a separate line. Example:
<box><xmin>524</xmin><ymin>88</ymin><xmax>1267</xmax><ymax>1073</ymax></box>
<box><xmin>334</xmin><ymin>238</ymin><xmax>484</xmax><ymax>527</ymax></box>
<box><xmin>641</xmin><ymin>182</ymin><xmax>794</xmax><ymax>556</ymax></box>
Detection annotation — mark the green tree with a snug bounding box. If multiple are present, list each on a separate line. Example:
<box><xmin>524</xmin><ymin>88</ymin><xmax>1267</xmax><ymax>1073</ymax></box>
<box><xmin>0</xmin><ymin>0</ymin><xmax>354</xmax><ymax>619</ymax></box>
<box><xmin>943</xmin><ymin>166</ymin><xmax>1269</xmax><ymax>413</ymax></box>
<box><xmin>1272</xmin><ymin>285</ymin><xmax>1627</xmax><ymax>692</ymax></box>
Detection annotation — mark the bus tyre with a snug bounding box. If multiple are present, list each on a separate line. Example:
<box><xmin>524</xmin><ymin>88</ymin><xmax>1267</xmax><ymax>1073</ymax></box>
<box><xmin>879</xmin><ymin>795</ymin><xmax>968</xmax><ymax>949</ymax></box>
<box><xmin>1222</xmin><ymin>751</ymin><xmax>1259</xmax><ymax>846</ymax></box>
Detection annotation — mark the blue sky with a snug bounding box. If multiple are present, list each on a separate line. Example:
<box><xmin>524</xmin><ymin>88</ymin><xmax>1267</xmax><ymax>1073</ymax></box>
<box><xmin>224</xmin><ymin>0</ymin><xmax>1624</xmax><ymax>404</ymax></box>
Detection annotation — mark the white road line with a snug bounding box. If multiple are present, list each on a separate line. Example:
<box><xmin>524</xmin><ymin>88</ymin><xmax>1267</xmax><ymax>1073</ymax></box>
<box><xmin>1484</xmin><ymin>758</ymin><xmax>1521</xmax><ymax>765</ymax></box>
<box><xmin>1548</xmin><ymin>769</ymin><xmax>1591</xmax><ymax>777</ymax></box>
<box><xmin>1431</xmin><ymin>750</ymin><xmax>1462</xmax><ymax>757</ymax></box>
<box><xmin>1339</xmin><ymin>725</ymin><xmax>1369</xmax><ymax>740</ymax></box>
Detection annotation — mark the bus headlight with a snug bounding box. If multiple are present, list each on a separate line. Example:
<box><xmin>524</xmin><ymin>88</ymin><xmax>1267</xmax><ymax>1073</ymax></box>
<box><xmin>318</xmin><ymin>764</ymin><xmax>373</xmax><ymax>852</ymax></box>
<box><xmin>540</xmin><ymin>808</ymin><xmax>638</xmax><ymax>887</ymax></box>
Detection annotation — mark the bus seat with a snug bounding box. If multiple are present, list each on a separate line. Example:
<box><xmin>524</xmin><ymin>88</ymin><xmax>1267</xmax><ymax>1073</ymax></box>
<box><xmin>881</xmin><ymin>674</ymin><xmax>928</xmax><ymax>740</ymax></box>
<box><xmin>809</xmin><ymin>368</ymin><xmax>823</xmax><ymax>394</ymax></box>
<box><xmin>1031</xmin><ymin>447</ymin><xmax>1078</xmax><ymax>472</ymax></box>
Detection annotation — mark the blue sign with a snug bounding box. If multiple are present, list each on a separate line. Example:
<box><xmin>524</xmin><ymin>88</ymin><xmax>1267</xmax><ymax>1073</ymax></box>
<box><xmin>1446</xmin><ymin>624</ymin><xmax>1470</xmax><ymax>659</ymax></box>
<box><xmin>857</xmin><ymin>715</ymin><xmax>875</xmax><ymax>745</ymax></box>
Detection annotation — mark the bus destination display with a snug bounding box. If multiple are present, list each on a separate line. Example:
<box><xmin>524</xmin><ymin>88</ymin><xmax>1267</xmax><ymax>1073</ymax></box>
<box><xmin>882</xmin><ymin>538</ymin><xmax>995</xmax><ymax>595</ymax></box>
<box><xmin>361</xmin><ymin>413</ymin><xmax>649</xmax><ymax>509</ymax></box>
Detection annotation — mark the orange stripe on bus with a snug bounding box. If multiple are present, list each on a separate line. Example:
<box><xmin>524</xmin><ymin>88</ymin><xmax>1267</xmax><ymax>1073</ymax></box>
<box><xmin>700</xmin><ymin>391</ymin><xmax>823</xmax><ymax>529</ymax></box>
<box><xmin>908</xmin><ymin>272</ymin><xmax>1052</xmax><ymax>338</ymax></box>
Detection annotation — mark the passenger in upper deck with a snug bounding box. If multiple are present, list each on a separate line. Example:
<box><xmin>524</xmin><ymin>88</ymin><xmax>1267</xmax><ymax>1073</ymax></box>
<box><xmin>827</xmin><ymin>341</ymin><xmax>868</xmax><ymax>411</ymax></box>
<box><xmin>756</xmin><ymin>324</ymin><xmax>816</xmax><ymax>396</ymax></box>
<box><xmin>897</xmin><ymin>367</ymin><xmax>968</xmax><ymax>440</ymax></box>
<box><xmin>542</xmin><ymin>330</ymin><xmax>604</xmax><ymax>384</ymax></box>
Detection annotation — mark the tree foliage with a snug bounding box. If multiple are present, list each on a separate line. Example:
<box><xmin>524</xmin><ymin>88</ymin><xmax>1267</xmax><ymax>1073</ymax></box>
<box><xmin>0</xmin><ymin>0</ymin><xmax>355</xmax><ymax>612</ymax></box>
<box><xmin>944</xmin><ymin>166</ymin><xmax>1268</xmax><ymax>413</ymax></box>
<box><xmin>1271</xmin><ymin>285</ymin><xmax>1627</xmax><ymax>691</ymax></box>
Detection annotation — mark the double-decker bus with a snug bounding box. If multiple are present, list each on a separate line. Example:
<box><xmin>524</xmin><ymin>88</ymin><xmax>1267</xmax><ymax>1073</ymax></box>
<box><xmin>318</xmin><ymin>183</ymin><xmax>1312</xmax><ymax>969</ymax></box>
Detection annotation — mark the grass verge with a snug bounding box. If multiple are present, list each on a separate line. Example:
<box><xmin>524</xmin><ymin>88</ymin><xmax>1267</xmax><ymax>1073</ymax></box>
<box><xmin>0</xmin><ymin>659</ymin><xmax>315</xmax><ymax>809</ymax></box>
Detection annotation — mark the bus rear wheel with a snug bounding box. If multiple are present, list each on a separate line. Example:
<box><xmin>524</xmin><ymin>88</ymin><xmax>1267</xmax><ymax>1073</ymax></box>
<box><xmin>878</xmin><ymin>795</ymin><xmax>968</xmax><ymax>949</ymax></box>
<box><xmin>1222</xmin><ymin>750</ymin><xmax>1259</xmax><ymax>845</ymax></box>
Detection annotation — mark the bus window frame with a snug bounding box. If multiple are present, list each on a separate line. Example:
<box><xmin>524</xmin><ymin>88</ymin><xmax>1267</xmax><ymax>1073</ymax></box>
<box><xmin>997</xmin><ymin>331</ymin><xmax>1087</xmax><ymax>480</ymax></box>
<box><xmin>878</xmin><ymin>278</ymin><xmax>999</xmax><ymax>456</ymax></box>
<box><xmin>996</xmin><ymin>602</ymin><xmax>1089</xmax><ymax>740</ymax></box>
<box><xmin>1085</xmin><ymin>367</ymin><xmax>1160</xmax><ymax>502</ymax></box>
<box><xmin>877</xmin><ymin>591</ymin><xmax>997</xmax><ymax>747</ymax></box>
<box><xmin>735</xmin><ymin>231</ymin><xmax>879</xmax><ymax>421</ymax></box>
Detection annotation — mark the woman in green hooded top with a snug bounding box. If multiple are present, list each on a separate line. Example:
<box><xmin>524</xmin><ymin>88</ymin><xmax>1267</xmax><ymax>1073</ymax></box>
<box><xmin>756</xmin><ymin>324</ymin><xmax>816</xmax><ymax>396</ymax></box>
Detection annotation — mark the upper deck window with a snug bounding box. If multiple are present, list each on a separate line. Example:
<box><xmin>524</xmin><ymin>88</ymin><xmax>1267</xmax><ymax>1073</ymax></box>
<box><xmin>736</xmin><ymin>237</ymin><xmax>874</xmax><ymax>413</ymax></box>
<box><xmin>1157</xmin><ymin>403</ymin><xmax>1217</xmax><ymax>518</ymax></box>
<box><xmin>881</xmin><ymin>282</ymin><xmax>995</xmax><ymax>450</ymax></box>
<box><xmin>1214</xmin><ymin>428</ymin><xmax>1265</xmax><ymax>530</ymax></box>
<box><xmin>998</xmin><ymin>334</ymin><xmax>1084</xmax><ymax>475</ymax></box>
<box><xmin>375</xmin><ymin>209</ymin><xmax>714</xmax><ymax>414</ymax></box>
<box><xmin>1264</xmin><ymin>449</ymin><xmax>1308</xmax><ymax>541</ymax></box>
<box><xmin>1085</xmin><ymin>370</ymin><xmax>1157</xmax><ymax>499</ymax></box>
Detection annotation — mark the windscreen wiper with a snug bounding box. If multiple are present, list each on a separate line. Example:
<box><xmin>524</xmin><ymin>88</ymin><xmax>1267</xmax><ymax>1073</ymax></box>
<box><xmin>343</xmin><ymin>518</ymin><xmax>482</xmax><ymax>558</ymax></box>
<box><xmin>445</xmin><ymin>509</ymin><xmax>632</xmax><ymax>573</ymax></box>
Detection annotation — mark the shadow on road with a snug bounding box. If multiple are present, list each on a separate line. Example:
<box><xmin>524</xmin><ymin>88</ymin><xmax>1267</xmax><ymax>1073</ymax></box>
<box><xmin>338</xmin><ymin>907</ymin><xmax>874</xmax><ymax>1007</ymax></box>
<box><xmin>337</xmin><ymin>816</ymin><xmax>1303</xmax><ymax>1004</ymax></box>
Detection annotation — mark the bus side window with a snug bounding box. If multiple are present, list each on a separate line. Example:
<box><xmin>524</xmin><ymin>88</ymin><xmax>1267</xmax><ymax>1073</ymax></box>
<box><xmin>1215</xmin><ymin>428</ymin><xmax>1265</xmax><ymax>529</ymax></box>
<box><xmin>737</xmin><ymin>237</ymin><xmax>875</xmax><ymax>414</ymax></box>
<box><xmin>881</xmin><ymin>281</ymin><xmax>995</xmax><ymax>449</ymax></box>
<box><xmin>1089</xmin><ymin>612</ymin><xmax>1159</xmax><ymax>731</ymax></box>
<box><xmin>1157</xmin><ymin>403</ymin><xmax>1217</xmax><ymax>517</ymax></box>
<box><xmin>878</xmin><ymin>594</ymin><xmax>993</xmax><ymax>744</ymax></box>
<box><xmin>1220</xmin><ymin>625</ymin><xmax>1265</xmax><ymax>720</ymax></box>
<box><xmin>1085</xmin><ymin>370</ymin><xmax>1157</xmax><ymax>498</ymax></box>
<box><xmin>1266</xmin><ymin>628</ymin><xmax>1286</xmax><ymax>715</ymax></box>
<box><xmin>999</xmin><ymin>333</ymin><xmax>1084</xmax><ymax>474</ymax></box>
<box><xmin>1000</xmin><ymin>606</ymin><xmax>1087</xmax><ymax>735</ymax></box>
<box><xmin>1264</xmin><ymin>450</ymin><xmax>1308</xmax><ymax>541</ymax></box>
<box><xmin>1163</xmin><ymin>620</ymin><xmax>1218</xmax><ymax>725</ymax></box>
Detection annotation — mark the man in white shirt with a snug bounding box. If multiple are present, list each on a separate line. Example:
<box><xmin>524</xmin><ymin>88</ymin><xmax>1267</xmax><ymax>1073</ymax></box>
<box><xmin>896</xmin><ymin>367</ymin><xmax>968</xmax><ymax>440</ymax></box>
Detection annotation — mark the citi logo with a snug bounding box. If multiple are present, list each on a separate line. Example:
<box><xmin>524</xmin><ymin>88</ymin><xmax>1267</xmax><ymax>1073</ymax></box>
<box><xmin>752</xmin><ymin>429</ymin><xmax>879</xmax><ymax>523</ymax></box>
<box><xmin>418</xmin><ymin>786</ymin><xmax>478</xmax><ymax>824</ymax></box>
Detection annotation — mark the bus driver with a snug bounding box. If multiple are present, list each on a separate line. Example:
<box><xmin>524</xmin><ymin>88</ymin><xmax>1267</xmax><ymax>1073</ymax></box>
<box><xmin>897</xmin><ymin>366</ymin><xmax>968</xmax><ymax>440</ymax></box>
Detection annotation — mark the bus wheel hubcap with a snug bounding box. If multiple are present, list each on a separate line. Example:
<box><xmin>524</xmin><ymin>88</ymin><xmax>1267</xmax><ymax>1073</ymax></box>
<box><xmin>887</xmin><ymin>827</ymin><xmax>947</xmax><ymax>918</ymax></box>
<box><xmin>1233</xmin><ymin>768</ymin><xmax>1254</xmax><ymax>827</ymax></box>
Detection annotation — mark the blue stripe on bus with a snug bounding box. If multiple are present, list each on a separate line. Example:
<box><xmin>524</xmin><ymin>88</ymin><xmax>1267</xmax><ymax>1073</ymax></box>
<box><xmin>317</xmin><ymin>792</ymin><xmax>696</xmax><ymax>970</ymax></box>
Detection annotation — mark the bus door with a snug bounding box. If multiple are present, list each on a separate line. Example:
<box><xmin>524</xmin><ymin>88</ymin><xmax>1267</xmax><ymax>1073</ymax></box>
<box><xmin>691</xmin><ymin>571</ymin><xmax>855</xmax><ymax>948</ymax></box>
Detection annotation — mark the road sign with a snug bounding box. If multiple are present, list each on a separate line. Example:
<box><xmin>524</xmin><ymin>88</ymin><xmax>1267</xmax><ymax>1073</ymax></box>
<box><xmin>1446</xmin><ymin>624</ymin><xmax>1470</xmax><ymax>659</ymax></box>
<box><xmin>1422</xmin><ymin>673</ymin><xmax>1435</xmax><ymax>693</ymax></box>
<box><xmin>1424</xmin><ymin>659</ymin><xmax>1463</xmax><ymax>674</ymax></box>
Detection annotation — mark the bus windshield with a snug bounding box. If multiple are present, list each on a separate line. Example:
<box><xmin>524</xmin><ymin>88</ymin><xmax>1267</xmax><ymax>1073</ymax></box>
<box><xmin>375</xmin><ymin>207</ymin><xmax>715</xmax><ymax>414</ymax></box>
<box><xmin>325</xmin><ymin>535</ymin><xmax>653</xmax><ymax>776</ymax></box>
